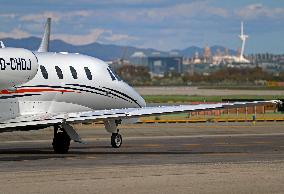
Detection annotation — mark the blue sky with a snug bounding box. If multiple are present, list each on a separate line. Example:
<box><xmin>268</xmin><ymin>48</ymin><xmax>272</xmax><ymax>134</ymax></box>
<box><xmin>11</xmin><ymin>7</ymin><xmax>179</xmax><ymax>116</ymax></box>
<box><xmin>0</xmin><ymin>0</ymin><xmax>283</xmax><ymax>53</ymax></box>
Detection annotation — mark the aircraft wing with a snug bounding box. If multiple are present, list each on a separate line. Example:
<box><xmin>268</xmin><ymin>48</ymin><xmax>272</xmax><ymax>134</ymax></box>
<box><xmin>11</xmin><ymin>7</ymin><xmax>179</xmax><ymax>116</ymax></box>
<box><xmin>0</xmin><ymin>100</ymin><xmax>279</xmax><ymax>130</ymax></box>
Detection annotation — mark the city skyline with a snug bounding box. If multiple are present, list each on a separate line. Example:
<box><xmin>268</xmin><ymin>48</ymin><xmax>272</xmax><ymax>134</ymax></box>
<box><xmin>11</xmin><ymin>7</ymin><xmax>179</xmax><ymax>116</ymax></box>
<box><xmin>0</xmin><ymin>0</ymin><xmax>283</xmax><ymax>53</ymax></box>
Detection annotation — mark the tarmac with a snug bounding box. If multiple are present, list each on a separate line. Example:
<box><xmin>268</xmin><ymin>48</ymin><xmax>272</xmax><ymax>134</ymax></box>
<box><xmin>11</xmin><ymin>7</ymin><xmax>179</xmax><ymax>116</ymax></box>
<box><xmin>0</xmin><ymin>122</ymin><xmax>284</xmax><ymax>193</ymax></box>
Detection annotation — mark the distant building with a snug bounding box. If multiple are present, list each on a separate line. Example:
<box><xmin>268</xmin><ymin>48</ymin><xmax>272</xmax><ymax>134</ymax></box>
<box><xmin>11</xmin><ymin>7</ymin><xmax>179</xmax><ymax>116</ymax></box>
<box><xmin>247</xmin><ymin>53</ymin><xmax>284</xmax><ymax>73</ymax></box>
<box><xmin>193</xmin><ymin>52</ymin><xmax>201</xmax><ymax>64</ymax></box>
<box><xmin>182</xmin><ymin>57</ymin><xmax>194</xmax><ymax>75</ymax></box>
<box><xmin>129</xmin><ymin>52</ymin><xmax>148</xmax><ymax>66</ymax></box>
<box><xmin>148</xmin><ymin>56</ymin><xmax>183</xmax><ymax>76</ymax></box>
<box><xmin>169</xmin><ymin>51</ymin><xmax>179</xmax><ymax>56</ymax></box>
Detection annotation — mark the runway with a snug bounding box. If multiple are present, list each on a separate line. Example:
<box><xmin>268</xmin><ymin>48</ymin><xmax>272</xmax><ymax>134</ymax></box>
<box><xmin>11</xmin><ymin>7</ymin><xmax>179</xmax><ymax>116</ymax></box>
<box><xmin>0</xmin><ymin>123</ymin><xmax>283</xmax><ymax>171</ymax></box>
<box><xmin>0</xmin><ymin>123</ymin><xmax>284</xmax><ymax>193</ymax></box>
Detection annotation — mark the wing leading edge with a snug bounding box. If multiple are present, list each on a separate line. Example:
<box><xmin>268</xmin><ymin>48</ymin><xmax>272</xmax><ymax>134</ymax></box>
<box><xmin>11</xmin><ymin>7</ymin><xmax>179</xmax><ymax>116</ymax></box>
<box><xmin>0</xmin><ymin>100</ymin><xmax>280</xmax><ymax>130</ymax></box>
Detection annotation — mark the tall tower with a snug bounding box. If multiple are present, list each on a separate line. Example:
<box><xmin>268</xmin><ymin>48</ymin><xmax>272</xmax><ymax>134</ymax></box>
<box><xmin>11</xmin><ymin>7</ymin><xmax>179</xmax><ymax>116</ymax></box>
<box><xmin>236</xmin><ymin>48</ymin><xmax>241</xmax><ymax>57</ymax></box>
<box><xmin>224</xmin><ymin>47</ymin><xmax>229</xmax><ymax>56</ymax></box>
<box><xmin>239</xmin><ymin>21</ymin><xmax>248</xmax><ymax>62</ymax></box>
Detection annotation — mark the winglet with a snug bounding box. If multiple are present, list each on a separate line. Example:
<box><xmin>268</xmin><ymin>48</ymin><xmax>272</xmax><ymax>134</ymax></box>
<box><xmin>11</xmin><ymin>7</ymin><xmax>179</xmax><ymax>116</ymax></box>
<box><xmin>38</xmin><ymin>18</ymin><xmax>51</xmax><ymax>52</ymax></box>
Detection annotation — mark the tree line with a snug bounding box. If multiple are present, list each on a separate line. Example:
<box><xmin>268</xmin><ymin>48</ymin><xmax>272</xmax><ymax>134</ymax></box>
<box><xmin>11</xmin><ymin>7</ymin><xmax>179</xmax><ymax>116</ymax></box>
<box><xmin>116</xmin><ymin>65</ymin><xmax>284</xmax><ymax>86</ymax></box>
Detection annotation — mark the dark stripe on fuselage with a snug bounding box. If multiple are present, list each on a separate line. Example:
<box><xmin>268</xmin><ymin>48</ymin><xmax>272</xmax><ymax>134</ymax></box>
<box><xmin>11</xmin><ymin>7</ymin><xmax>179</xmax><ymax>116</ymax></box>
<box><xmin>65</xmin><ymin>84</ymin><xmax>141</xmax><ymax>107</ymax></box>
<box><xmin>17</xmin><ymin>84</ymin><xmax>142</xmax><ymax>107</ymax></box>
<box><xmin>101</xmin><ymin>86</ymin><xmax>140</xmax><ymax>105</ymax></box>
<box><xmin>65</xmin><ymin>84</ymin><xmax>132</xmax><ymax>103</ymax></box>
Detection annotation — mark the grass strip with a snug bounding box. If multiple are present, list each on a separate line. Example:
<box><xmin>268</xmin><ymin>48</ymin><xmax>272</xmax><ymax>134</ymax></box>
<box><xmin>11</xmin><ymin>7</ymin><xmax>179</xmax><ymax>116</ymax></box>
<box><xmin>142</xmin><ymin>95</ymin><xmax>284</xmax><ymax>103</ymax></box>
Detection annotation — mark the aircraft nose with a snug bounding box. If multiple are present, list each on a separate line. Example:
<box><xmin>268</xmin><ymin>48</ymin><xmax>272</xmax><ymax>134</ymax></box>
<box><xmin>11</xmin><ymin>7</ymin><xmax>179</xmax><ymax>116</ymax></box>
<box><xmin>136</xmin><ymin>93</ymin><xmax>146</xmax><ymax>108</ymax></box>
<box><xmin>124</xmin><ymin>83</ymin><xmax>146</xmax><ymax>108</ymax></box>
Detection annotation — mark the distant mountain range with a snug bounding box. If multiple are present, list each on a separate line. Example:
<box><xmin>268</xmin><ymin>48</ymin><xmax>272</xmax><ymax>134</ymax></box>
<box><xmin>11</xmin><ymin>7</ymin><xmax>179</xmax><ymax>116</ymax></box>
<box><xmin>1</xmin><ymin>37</ymin><xmax>236</xmax><ymax>60</ymax></box>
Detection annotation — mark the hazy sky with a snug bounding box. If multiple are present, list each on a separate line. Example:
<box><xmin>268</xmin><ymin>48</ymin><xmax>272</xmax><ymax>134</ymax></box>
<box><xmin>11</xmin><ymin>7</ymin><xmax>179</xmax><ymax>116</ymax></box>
<box><xmin>0</xmin><ymin>0</ymin><xmax>283</xmax><ymax>53</ymax></box>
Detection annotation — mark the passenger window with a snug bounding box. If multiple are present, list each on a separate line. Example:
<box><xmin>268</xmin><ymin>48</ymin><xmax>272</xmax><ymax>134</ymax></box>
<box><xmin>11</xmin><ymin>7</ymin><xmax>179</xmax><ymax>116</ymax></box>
<box><xmin>55</xmin><ymin>66</ymin><xmax>63</xmax><ymax>79</ymax></box>
<box><xmin>69</xmin><ymin>66</ymin><xmax>78</xmax><ymax>79</ymax></box>
<box><xmin>107</xmin><ymin>68</ymin><xmax>116</xmax><ymax>81</ymax></box>
<box><xmin>84</xmin><ymin>67</ymin><xmax>92</xmax><ymax>80</ymax></box>
<box><xmin>40</xmin><ymin>65</ymin><xmax>48</xmax><ymax>79</ymax></box>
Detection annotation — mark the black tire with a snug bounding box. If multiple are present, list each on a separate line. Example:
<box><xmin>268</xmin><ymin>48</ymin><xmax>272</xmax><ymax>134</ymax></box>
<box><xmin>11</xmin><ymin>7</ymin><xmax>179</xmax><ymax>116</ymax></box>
<box><xmin>52</xmin><ymin>132</ymin><xmax>71</xmax><ymax>154</ymax></box>
<box><xmin>111</xmin><ymin>133</ymin><xmax>122</xmax><ymax>148</ymax></box>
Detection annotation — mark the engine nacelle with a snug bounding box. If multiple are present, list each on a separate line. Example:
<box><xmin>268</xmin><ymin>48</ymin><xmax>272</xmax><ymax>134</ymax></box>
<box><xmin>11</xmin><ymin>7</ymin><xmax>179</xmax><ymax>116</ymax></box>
<box><xmin>0</xmin><ymin>48</ymin><xmax>38</xmax><ymax>90</ymax></box>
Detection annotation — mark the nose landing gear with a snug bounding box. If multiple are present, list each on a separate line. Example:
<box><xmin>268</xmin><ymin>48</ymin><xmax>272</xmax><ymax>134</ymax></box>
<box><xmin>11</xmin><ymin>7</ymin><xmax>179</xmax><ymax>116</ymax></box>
<box><xmin>104</xmin><ymin>120</ymin><xmax>123</xmax><ymax>148</ymax></box>
<box><xmin>111</xmin><ymin>130</ymin><xmax>122</xmax><ymax>148</ymax></box>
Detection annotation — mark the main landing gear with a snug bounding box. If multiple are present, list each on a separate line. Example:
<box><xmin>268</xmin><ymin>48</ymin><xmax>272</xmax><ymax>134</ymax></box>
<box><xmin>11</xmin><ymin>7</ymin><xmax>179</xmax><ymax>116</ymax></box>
<box><xmin>51</xmin><ymin>120</ymin><xmax>123</xmax><ymax>153</ymax></box>
<box><xmin>52</xmin><ymin>125</ymin><xmax>71</xmax><ymax>154</ymax></box>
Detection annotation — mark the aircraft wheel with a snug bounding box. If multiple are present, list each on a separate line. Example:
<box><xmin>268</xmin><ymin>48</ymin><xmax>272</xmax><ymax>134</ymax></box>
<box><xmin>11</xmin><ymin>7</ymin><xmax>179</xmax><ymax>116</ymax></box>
<box><xmin>111</xmin><ymin>133</ymin><xmax>122</xmax><ymax>148</ymax></box>
<box><xmin>52</xmin><ymin>131</ymin><xmax>71</xmax><ymax>154</ymax></box>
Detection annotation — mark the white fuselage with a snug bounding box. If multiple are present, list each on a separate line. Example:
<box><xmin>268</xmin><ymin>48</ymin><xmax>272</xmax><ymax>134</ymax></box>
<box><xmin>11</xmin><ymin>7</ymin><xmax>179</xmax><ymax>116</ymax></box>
<box><xmin>0</xmin><ymin>52</ymin><xmax>146</xmax><ymax>121</ymax></box>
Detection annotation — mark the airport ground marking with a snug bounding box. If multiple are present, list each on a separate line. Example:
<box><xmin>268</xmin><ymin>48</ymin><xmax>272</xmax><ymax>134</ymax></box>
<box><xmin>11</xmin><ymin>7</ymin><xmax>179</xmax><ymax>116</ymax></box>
<box><xmin>143</xmin><ymin>144</ymin><xmax>163</xmax><ymax>147</ymax></box>
<box><xmin>182</xmin><ymin>144</ymin><xmax>201</xmax><ymax>147</ymax></box>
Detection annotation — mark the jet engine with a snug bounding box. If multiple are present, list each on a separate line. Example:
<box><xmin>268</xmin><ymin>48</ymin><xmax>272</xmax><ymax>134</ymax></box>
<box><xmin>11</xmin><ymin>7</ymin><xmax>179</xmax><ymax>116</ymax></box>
<box><xmin>0</xmin><ymin>48</ymin><xmax>39</xmax><ymax>90</ymax></box>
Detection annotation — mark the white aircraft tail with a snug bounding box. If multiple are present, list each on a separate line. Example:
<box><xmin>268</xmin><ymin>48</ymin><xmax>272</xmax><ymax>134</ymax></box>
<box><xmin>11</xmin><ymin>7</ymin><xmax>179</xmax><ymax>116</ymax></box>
<box><xmin>0</xmin><ymin>41</ymin><xmax>5</xmax><ymax>48</ymax></box>
<box><xmin>38</xmin><ymin>18</ymin><xmax>51</xmax><ymax>52</ymax></box>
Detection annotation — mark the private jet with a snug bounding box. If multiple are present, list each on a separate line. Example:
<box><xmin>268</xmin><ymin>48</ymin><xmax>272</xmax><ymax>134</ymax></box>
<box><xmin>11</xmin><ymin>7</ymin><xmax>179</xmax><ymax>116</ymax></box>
<box><xmin>0</xmin><ymin>18</ymin><xmax>279</xmax><ymax>153</ymax></box>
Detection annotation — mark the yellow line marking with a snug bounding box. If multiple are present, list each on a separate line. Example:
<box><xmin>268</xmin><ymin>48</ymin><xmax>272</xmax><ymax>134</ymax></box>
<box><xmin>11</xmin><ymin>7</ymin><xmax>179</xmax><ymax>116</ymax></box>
<box><xmin>139</xmin><ymin>118</ymin><xmax>284</xmax><ymax>124</ymax></box>
<box><xmin>143</xmin><ymin>144</ymin><xmax>162</xmax><ymax>147</ymax></box>
<box><xmin>183</xmin><ymin>144</ymin><xmax>201</xmax><ymax>147</ymax></box>
<box><xmin>121</xmin><ymin>125</ymin><xmax>274</xmax><ymax>130</ymax></box>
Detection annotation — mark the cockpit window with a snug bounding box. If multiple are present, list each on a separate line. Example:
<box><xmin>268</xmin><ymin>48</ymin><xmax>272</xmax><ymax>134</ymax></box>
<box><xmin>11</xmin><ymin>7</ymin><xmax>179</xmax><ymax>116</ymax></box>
<box><xmin>55</xmin><ymin>66</ymin><xmax>63</xmax><ymax>79</ymax></box>
<box><xmin>113</xmin><ymin>70</ymin><xmax>122</xmax><ymax>81</ymax></box>
<box><xmin>107</xmin><ymin>68</ymin><xmax>116</xmax><ymax>81</ymax></box>
<box><xmin>84</xmin><ymin>67</ymin><xmax>92</xmax><ymax>80</ymax></box>
<box><xmin>40</xmin><ymin>65</ymin><xmax>48</xmax><ymax>79</ymax></box>
<box><xmin>107</xmin><ymin>67</ymin><xmax>122</xmax><ymax>81</ymax></box>
<box><xmin>69</xmin><ymin>66</ymin><xmax>78</xmax><ymax>79</ymax></box>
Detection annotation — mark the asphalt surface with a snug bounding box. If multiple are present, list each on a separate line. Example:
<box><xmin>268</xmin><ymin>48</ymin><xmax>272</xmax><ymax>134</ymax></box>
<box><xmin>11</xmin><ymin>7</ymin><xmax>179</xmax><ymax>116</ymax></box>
<box><xmin>0</xmin><ymin>123</ymin><xmax>283</xmax><ymax>172</ymax></box>
<box><xmin>1</xmin><ymin>123</ymin><xmax>284</xmax><ymax>194</ymax></box>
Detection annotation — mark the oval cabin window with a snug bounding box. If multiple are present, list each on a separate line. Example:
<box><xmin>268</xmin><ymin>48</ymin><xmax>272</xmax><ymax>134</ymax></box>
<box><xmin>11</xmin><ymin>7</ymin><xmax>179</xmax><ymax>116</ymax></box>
<box><xmin>55</xmin><ymin>66</ymin><xmax>63</xmax><ymax>79</ymax></box>
<box><xmin>40</xmin><ymin>65</ymin><xmax>48</xmax><ymax>79</ymax></box>
<box><xmin>84</xmin><ymin>67</ymin><xmax>92</xmax><ymax>80</ymax></box>
<box><xmin>69</xmin><ymin>66</ymin><xmax>78</xmax><ymax>79</ymax></box>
